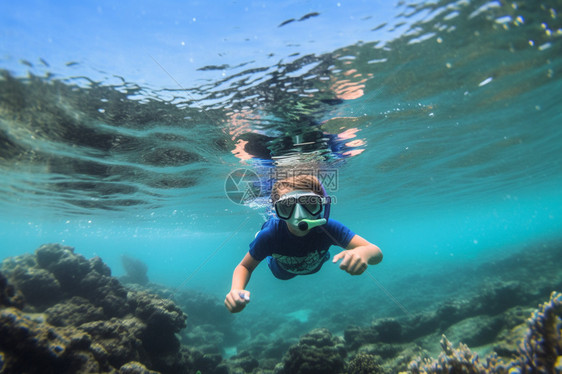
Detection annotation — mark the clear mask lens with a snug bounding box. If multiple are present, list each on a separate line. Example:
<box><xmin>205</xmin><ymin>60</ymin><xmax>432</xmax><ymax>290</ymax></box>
<box><xmin>274</xmin><ymin>192</ymin><xmax>323</xmax><ymax>221</ymax></box>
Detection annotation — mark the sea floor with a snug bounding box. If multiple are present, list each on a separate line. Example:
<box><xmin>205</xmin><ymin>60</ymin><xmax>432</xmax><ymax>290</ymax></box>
<box><xmin>1</xmin><ymin>239</ymin><xmax>561</xmax><ymax>373</ymax></box>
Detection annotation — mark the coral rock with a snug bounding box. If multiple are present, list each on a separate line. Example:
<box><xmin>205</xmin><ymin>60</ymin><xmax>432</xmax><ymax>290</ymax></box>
<box><xmin>228</xmin><ymin>350</ymin><xmax>260</xmax><ymax>372</ymax></box>
<box><xmin>0</xmin><ymin>272</ymin><xmax>24</xmax><ymax>309</ymax></box>
<box><xmin>45</xmin><ymin>296</ymin><xmax>105</xmax><ymax>327</ymax></box>
<box><xmin>119</xmin><ymin>361</ymin><xmax>159</xmax><ymax>374</ymax></box>
<box><xmin>35</xmin><ymin>244</ymin><xmax>92</xmax><ymax>290</ymax></box>
<box><xmin>347</xmin><ymin>352</ymin><xmax>384</xmax><ymax>374</ymax></box>
<box><xmin>90</xmin><ymin>255</ymin><xmax>112</xmax><ymax>277</ymax></box>
<box><xmin>510</xmin><ymin>291</ymin><xmax>562</xmax><ymax>373</ymax></box>
<box><xmin>372</xmin><ymin>318</ymin><xmax>403</xmax><ymax>343</ymax></box>
<box><xmin>79</xmin><ymin>269</ymin><xmax>130</xmax><ymax>317</ymax></box>
<box><xmin>443</xmin><ymin>315</ymin><xmax>503</xmax><ymax>348</ymax></box>
<box><xmin>183</xmin><ymin>324</ymin><xmax>225</xmax><ymax>354</ymax></box>
<box><xmin>11</xmin><ymin>266</ymin><xmax>63</xmax><ymax>306</ymax></box>
<box><xmin>0</xmin><ymin>244</ymin><xmax>197</xmax><ymax>374</ymax></box>
<box><xmin>0</xmin><ymin>306</ymin><xmax>106</xmax><ymax>373</ymax></box>
<box><xmin>345</xmin><ymin>325</ymin><xmax>380</xmax><ymax>350</ymax></box>
<box><xmin>129</xmin><ymin>291</ymin><xmax>187</xmax><ymax>354</ymax></box>
<box><xmin>408</xmin><ymin>335</ymin><xmax>507</xmax><ymax>373</ymax></box>
<box><xmin>344</xmin><ymin>318</ymin><xmax>403</xmax><ymax>352</ymax></box>
<box><xmin>280</xmin><ymin>328</ymin><xmax>346</xmax><ymax>374</ymax></box>
<box><xmin>121</xmin><ymin>255</ymin><xmax>149</xmax><ymax>285</ymax></box>
<box><xmin>130</xmin><ymin>291</ymin><xmax>187</xmax><ymax>334</ymax></box>
<box><xmin>80</xmin><ymin>317</ymin><xmax>147</xmax><ymax>369</ymax></box>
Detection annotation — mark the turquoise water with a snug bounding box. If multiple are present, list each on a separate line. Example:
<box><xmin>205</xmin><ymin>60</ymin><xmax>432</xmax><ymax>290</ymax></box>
<box><xmin>1</xmin><ymin>0</ymin><xmax>562</xmax><ymax>356</ymax></box>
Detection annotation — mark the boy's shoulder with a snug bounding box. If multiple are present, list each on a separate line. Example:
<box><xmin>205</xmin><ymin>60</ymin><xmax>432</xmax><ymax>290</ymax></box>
<box><xmin>256</xmin><ymin>217</ymin><xmax>283</xmax><ymax>237</ymax></box>
<box><xmin>325</xmin><ymin>218</ymin><xmax>348</xmax><ymax>229</ymax></box>
<box><xmin>262</xmin><ymin>217</ymin><xmax>282</xmax><ymax>230</ymax></box>
<box><xmin>250</xmin><ymin>218</ymin><xmax>283</xmax><ymax>252</ymax></box>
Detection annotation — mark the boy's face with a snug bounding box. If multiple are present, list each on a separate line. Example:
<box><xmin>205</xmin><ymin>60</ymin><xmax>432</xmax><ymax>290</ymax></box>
<box><xmin>274</xmin><ymin>188</ymin><xmax>324</xmax><ymax>236</ymax></box>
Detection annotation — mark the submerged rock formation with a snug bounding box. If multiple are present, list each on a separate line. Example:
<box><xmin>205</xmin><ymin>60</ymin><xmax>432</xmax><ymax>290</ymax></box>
<box><xmin>510</xmin><ymin>291</ymin><xmax>562</xmax><ymax>373</ymax></box>
<box><xmin>277</xmin><ymin>328</ymin><xmax>347</xmax><ymax>374</ymax></box>
<box><xmin>347</xmin><ymin>353</ymin><xmax>385</xmax><ymax>374</ymax></box>
<box><xmin>0</xmin><ymin>271</ymin><xmax>24</xmax><ymax>309</ymax></box>
<box><xmin>120</xmin><ymin>254</ymin><xmax>149</xmax><ymax>286</ymax></box>
<box><xmin>409</xmin><ymin>291</ymin><xmax>562</xmax><ymax>374</ymax></box>
<box><xmin>408</xmin><ymin>335</ymin><xmax>507</xmax><ymax>373</ymax></box>
<box><xmin>0</xmin><ymin>244</ymin><xmax>198</xmax><ymax>373</ymax></box>
<box><xmin>1</xmin><ymin>243</ymin><xmax>560</xmax><ymax>373</ymax></box>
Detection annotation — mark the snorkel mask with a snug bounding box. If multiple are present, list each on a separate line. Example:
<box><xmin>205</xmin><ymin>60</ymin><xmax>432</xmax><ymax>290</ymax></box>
<box><xmin>274</xmin><ymin>189</ymin><xmax>330</xmax><ymax>232</ymax></box>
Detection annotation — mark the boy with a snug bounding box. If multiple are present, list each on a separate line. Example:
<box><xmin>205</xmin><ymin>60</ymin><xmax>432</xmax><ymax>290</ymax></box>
<box><xmin>224</xmin><ymin>174</ymin><xmax>383</xmax><ymax>313</ymax></box>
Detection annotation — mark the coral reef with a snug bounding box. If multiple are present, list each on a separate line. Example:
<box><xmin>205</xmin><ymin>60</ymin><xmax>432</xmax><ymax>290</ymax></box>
<box><xmin>0</xmin><ymin>271</ymin><xmax>24</xmax><ymax>309</ymax></box>
<box><xmin>119</xmin><ymin>361</ymin><xmax>159</xmax><ymax>374</ymax></box>
<box><xmin>130</xmin><ymin>290</ymin><xmax>187</xmax><ymax>354</ymax></box>
<box><xmin>45</xmin><ymin>296</ymin><xmax>105</xmax><ymax>326</ymax></box>
<box><xmin>80</xmin><ymin>317</ymin><xmax>148</xmax><ymax>368</ymax></box>
<box><xmin>2</xmin><ymin>242</ymin><xmax>560</xmax><ymax>374</ymax></box>
<box><xmin>342</xmin><ymin>282</ymin><xmax>559</xmax><ymax>372</ymax></box>
<box><xmin>2</xmin><ymin>262</ymin><xmax>63</xmax><ymax>307</ymax></box>
<box><xmin>0</xmin><ymin>244</ymin><xmax>213</xmax><ymax>374</ymax></box>
<box><xmin>121</xmin><ymin>254</ymin><xmax>149</xmax><ymax>285</ymax></box>
<box><xmin>442</xmin><ymin>314</ymin><xmax>503</xmax><ymax>348</ymax></box>
<box><xmin>408</xmin><ymin>292</ymin><xmax>562</xmax><ymax>374</ymax></box>
<box><xmin>277</xmin><ymin>328</ymin><xmax>347</xmax><ymax>374</ymax></box>
<box><xmin>509</xmin><ymin>291</ymin><xmax>562</xmax><ymax>373</ymax></box>
<box><xmin>344</xmin><ymin>287</ymin><xmax>516</xmax><ymax>356</ymax></box>
<box><xmin>1</xmin><ymin>271</ymin><xmax>122</xmax><ymax>373</ymax></box>
<box><xmin>345</xmin><ymin>318</ymin><xmax>403</xmax><ymax>350</ymax></box>
<box><xmin>226</xmin><ymin>350</ymin><xmax>260</xmax><ymax>373</ymax></box>
<box><xmin>125</xmin><ymin>282</ymin><xmax>240</xmax><ymax>357</ymax></box>
<box><xmin>347</xmin><ymin>352</ymin><xmax>385</xmax><ymax>374</ymax></box>
<box><xmin>0</xmin><ymin>305</ymin><xmax>108</xmax><ymax>373</ymax></box>
<box><xmin>408</xmin><ymin>335</ymin><xmax>508</xmax><ymax>373</ymax></box>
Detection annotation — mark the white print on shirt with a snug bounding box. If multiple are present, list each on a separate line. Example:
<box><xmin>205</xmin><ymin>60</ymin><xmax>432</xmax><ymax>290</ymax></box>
<box><xmin>272</xmin><ymin>250</ymin><xmax>327</xmax><ymax>274</ymax></box>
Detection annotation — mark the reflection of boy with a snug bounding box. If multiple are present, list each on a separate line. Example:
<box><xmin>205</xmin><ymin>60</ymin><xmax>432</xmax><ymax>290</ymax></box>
<box><xmin>224</xmin><ymin>175</ymin><xmax>383</xmax><ymax>313</ymax></box>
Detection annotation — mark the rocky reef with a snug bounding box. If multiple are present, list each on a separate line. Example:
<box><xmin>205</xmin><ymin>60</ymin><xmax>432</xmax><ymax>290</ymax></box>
<box><xmin>510</xmin><ymin>291</ymin><xmax>562</xmax><ymax>373</ymax></box>
<box><xmin>276</xmin><ymin>328</ymin><xmax>347</xmax><ymax>374</ymax></box>
<box><xmin>120</xmin><ymin>254</ymin><xmax>150</xmax><ymax>286</ymax></box>
<box><xmin>0</xmin><ymin>244</ymin><xmax>224</xmax><ymax>374</ymax></box>
<box><xmin>1</xmin><ymin>243</ymin><xmax>561</xmax><ymax>374</ymax></box>
<box><xmin>409</xmin><ymin>291</ymin><xmax>562</xmax><ymax>373</ymax></box>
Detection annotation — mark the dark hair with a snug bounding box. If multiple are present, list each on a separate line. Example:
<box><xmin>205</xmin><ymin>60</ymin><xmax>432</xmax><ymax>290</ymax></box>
<box><xmin>271</xmin><ymin>174</ymin><xmax>325</xmax><ymax>203</ymax></box>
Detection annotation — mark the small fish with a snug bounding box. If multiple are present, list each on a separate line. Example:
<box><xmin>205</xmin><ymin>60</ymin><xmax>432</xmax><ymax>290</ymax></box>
<box><xmin>371</xmin><ymin>22</ymin><xmax>387</xmax><ymax>32</ymax></box>
<box><xmin>197</xmin><ymin>64</ymin><xmax>229</xmax><ymax>71</ymax></box>
<box><xmin>278</xmin><ymin>18</ymin><xmax>295</xmax><ymax>27</ymax></box>
<box><xmin>298</xmin><ymin>12</ymin><xmax>319</xmax><ymax>21</ymax></box>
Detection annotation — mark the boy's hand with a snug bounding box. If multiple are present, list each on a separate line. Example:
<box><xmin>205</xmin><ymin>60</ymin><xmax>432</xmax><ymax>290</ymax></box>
<box><xmin>333</xmin><ymin>249</ymin><xmax>368</xmax><ymax>275</ymax></box>
<box><xmin>225</xmin><ymin>289</ymin><xmax>251</xmax><ymax>313</ymax></box>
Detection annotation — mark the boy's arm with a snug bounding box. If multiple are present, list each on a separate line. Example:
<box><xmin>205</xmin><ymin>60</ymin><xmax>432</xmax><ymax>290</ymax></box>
<box><xmin>332</xmin><ymin>234</ymin><xmax>382</xmax><ymax>275</ymax></box>
<box><xmin>224</xmin><ymin>252</ymin><xmax>260</xmax><ymax>313</ymax></box>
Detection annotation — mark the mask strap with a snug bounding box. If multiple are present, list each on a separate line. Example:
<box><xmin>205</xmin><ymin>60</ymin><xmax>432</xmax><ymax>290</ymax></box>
<box><xmin>320</xmin><ymin>183</ymin><xmax>330</xmax><ymax>220</ymax></box>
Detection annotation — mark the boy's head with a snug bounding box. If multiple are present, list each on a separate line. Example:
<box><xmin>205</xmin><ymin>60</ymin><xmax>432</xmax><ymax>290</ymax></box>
<box><xmin>270</xmin><ymin>174</ymin><xmax>325</xmax><ymax>204</ymax></box>
<box><xmin>271</xmin><ymin>174</ymin><xmax>330</xmax><ymax>234</ymax></box>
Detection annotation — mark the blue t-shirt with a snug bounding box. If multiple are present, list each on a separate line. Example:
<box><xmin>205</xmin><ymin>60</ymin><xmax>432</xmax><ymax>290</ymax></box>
<box><xmin>249</xmin><ymin>218</ymin><xmax>355</xmax><ymax>279</ymax></box>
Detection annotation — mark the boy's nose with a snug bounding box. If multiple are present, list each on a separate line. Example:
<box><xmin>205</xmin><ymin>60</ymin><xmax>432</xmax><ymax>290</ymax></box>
<box><xmin>294</xmin><ymin>204</ymin><xmax>307</xmax><ymax>219</ymax></box>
